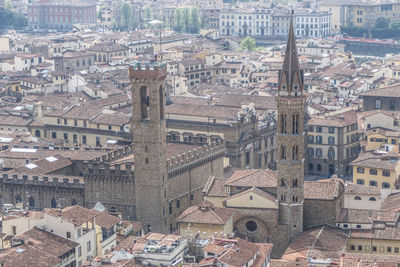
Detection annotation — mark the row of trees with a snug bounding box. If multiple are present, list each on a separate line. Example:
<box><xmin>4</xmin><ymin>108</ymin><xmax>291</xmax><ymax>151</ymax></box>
<box><xmin>0</xmin><ymin>1</ymin><xmax>27</xmax><ymax>30</ymax></box>
<box><xmin>173</xmin><ymin>7</ymin><xmax>202</xmax><ymax>34</ymax></box>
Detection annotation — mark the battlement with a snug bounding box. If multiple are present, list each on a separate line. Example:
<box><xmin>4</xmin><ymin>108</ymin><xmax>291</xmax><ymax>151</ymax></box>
<box><xmin>129</xmin><ymin>62</ymin><xmax>167</xmax><ymax>81</ymax></box>
<box><xmin>84</xmin><ymin>144</ymin><xmax>134</xmax><ymax>177</ymax></box>
<box><xmin>167</xmin><ymin>139</ymin><xmax>225</xmax><ymax>176</ymax></box>
<box><xmin>0</xmin><ymin>173</ymin><xmax>84</xmax><ymax>188</ymax></box>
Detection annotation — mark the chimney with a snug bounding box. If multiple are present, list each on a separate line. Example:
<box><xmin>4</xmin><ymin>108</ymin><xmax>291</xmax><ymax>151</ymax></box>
<box><xmin>357</xmin><ymin>258</ymin><xmax>361</xmax><ymax>267</ymax></box>
<box><xmin>340</xmin><ymin>253</ymin><xmax>345</xmax><ymax>267</ymax></box>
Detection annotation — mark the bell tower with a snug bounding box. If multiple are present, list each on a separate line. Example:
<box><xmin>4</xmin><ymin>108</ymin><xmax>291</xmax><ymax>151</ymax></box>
<box><xmin>276</xmin><ymin>11</ymin><xmax>306</xmax><ymax>240</ymax></box>
<box><xmin>129</xmin><ymin>62</ymin><xmax>168</xmax><ymax>233</ymax></box>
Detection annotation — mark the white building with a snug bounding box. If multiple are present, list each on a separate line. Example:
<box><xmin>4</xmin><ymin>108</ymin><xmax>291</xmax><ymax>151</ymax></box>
<box><xmin>14</xmin><ymin>53</ymin><xmax>44</xmax><ymax>72</ymax></box>
<box><xmin>219</xmin><ymin>8</ymin><xmax>271</xmax><ymax>37</ymax></box>
<box><xmin>294</xmin><ymin>9</ymin><xmax>332</xmax><ymax>38</ymax></box>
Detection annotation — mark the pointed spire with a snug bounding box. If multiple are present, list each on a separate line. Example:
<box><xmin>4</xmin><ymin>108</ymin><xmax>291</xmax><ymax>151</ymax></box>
<box><xmin>279</xmin><ymin>10</ymin><xmax>303</xmax><ymax>96</ymax></box>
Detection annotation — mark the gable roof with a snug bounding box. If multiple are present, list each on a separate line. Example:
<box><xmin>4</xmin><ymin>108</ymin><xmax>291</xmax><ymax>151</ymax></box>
<box><xmin>225</xmin><ymin>169</ymin><xmax>277</xmax><ymax>188</ymax></box>
<box><xmin>224</xmin><ymin>186</ymin><xmax>277</xmax><ymax>204</ymax></box>
<box><xmin>45</xmin><ymin>205</ymin><xmax>98</xmax><ymax>226</ymax></box>
<box><xmin>176</xmin><ymin>201</ymin><xmax>234</xmax><ymax>225</ymax></box>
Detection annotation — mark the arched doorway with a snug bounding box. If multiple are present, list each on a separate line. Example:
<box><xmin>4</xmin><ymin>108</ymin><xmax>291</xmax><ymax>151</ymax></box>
<box><xmin>28</xmin><ymin>196</ymin><xmax>35</xmax><ymax>209</ymax></box>
<box><xmin>329</xmin><ymin>164</ymin><xmax>335</xmax><ymax>176</ymax></box>
<box><xmin>51</xmin><ymin>198</ymin><xmax>57</xmax><ymax>208</ymax></box>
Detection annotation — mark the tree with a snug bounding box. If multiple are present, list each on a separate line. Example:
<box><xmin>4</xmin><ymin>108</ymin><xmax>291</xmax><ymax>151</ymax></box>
<box><xmin>189</xmin><ymin>7</ymin><xmax>201</xmax><ymax>33</ymax></box>
<box><xmin>374</xmin><ymin>17</ymin><xmax>389</xmax><ymax>29</ymax></box>
<box><xmin>183</xmin><ymin>7</ymin><xmax>190</xmax><ymax>33</ymax></box>
<box><xmin>120</xmin><ymin>2</ymin><xmax>133</xmax><ymax>30</ymax></box>
<box><xmin>240</xmin><ymin>36</ymin><xmax>256</xmax><ymax>51</ymax></box>
<box><xmin>174</xmin><ymin>8</ymin><xmax>184</xmax><ymax>32</ymax></box>
<box><xmin>145</xmin><ymin>6</ymin><xmax>152</xmax><ymax>21</ymax></box>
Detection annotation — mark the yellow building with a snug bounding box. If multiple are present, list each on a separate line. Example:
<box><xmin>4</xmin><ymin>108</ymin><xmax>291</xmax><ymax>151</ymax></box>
<box><xmin>365</xmin><ymin>127</ymin><xmax>400</xmax><ymax>153</ymax></box>
<box><xmin>93</xmin><ymin>211</ymin><xmax>120</xmax><ymax>256</ymax></box>
<box><xmin>176</xmin><ymin>201</ymin><xmax>234</xmax><ymax>240</ymax></box>
<box><xmin>30</xmin><ymin>105</ymin><xmax>131</xmax><ymax>147</ymax></box>
<box><xmin>351</xmin><ymin>151</ymin><xmax>400</xmax><ymax>189</ymax></box>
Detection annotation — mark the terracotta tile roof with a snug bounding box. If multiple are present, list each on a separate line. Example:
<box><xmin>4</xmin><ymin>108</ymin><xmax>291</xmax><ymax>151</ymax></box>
<box><xmin>309</xmin><ymin>110</ymin><xmax>358</xmax><ymax>128</ymax></box>
<box><xmin>381</xmin><ymin>192</ymin><xmax>400</xmax><ymax>211</ymax></box>
<box><xmin>45</xmin><ymin>205</ymin><xmax>98</xmax><ymax>226</ymax></box>
<box><xmin>13</xmin><ymin>154</ymin><xmax>73</xmax><ymax>175</ymax></box>
<box><xmin>344</xmin><ymin>183</ymin><xmax>381</xmax><ymax>195</ymax></box>
<box><xmin>337</xmin><ymin>208</ymin><xmax>376</xmax><ymax>224</ymax></box>
<box><xmin>166</xmin><ymin>103</ymin><xmax>240</xmax><ymax>119</ymax></box>
<box><xmin>283</xmin><ymin>225</ymin><xmax>348</xmax><ymax>262</ymax></box>
<box><xmin>176</xmin><ymin>201</ymin><xmax>234</xmax><ymax>225</ymax></box>
<box><xmin>16</xmin><ymin>226</ymin><xmax>78</xmax><ymax>257</ymax></box>
<box><xmin>166</xmin><ymin>143</ymin><xmax>201</xmax><ymax>159</ymax></box>
<box><xmin>202</xmin><ymin>238</ymin><xmax>268</xmax><ymax>267</ymax></box>
<box><xmin>90</xmin><ymin>112</ymin><xmax>130</xmax><ymax>126</ymax></box>
<box><xmin>349</xmin><ymin>223</ymin><xmax>400</xmax><ymax>240</ymax></box>
<box><xmin>350</xmin><ymin>151</ymin><xmax>400</xmax><ymax>170</ymax></box>
<box><xmin>224</xmin><ymin>169</ymin><xmax>277</xmax><ymax>188</ymax></box>
<box><xmin>359</xmin><ymin>83</ymin><xmax>400</xmax><ymax>97</ymax></box>
<box><xmin>95</xmin><ymin>211</ymin><xmax>121</xmax><ymax>229</ymax></box>
<box><xmin>304</xmin><ymin>178</ymin><xmax>344</xmax><ymax>200</ymax></box>
<box><xmin>215</xmin><ymin>94</ymin><xmax>277</xmax><ymax>111</ymax></box>
<box><xmin>0</xmin><ymin>244</ymin><xmax>62</xmax><ymax>266</ymax></box>
<box><xmin>203</xmin><ymin>176</ymin><xmax>228</xmax><ymax>197</ymax></box>
<box><xmin>366</xmin><ymin>127</ymin><xmax>400</xmax><ymax>138</ymax></box>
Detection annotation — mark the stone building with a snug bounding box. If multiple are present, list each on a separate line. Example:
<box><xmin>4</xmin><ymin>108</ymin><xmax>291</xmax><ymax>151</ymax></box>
<box><xmin>0</xmin><ymin>62</ymin><xmax>225</xmax><ymax>235</ymax></box>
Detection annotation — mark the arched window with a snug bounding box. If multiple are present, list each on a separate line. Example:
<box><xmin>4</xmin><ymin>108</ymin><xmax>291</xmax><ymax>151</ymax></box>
<box><xmin>51</xmin><ymin>198</ymin><xmax>57</xmax><ymax>208</ymax></box>
<box><xmin>328</xmin><ymin>147</ymin><xmax>335</xmax><ymax>159</ymax></box>
<box><xmin>28</xmin><ymin>196</ymin><xmax>35</xmax><ymax>208</ymax></box>
<box><xmin>71</xmin><ymin>199</ymin><xmax>77</xmax><ymax>206</ymax></box>
<box><xmin>309</xmin><ymin>163</ymin><xmax>314</xmax><ymax>171</ymax></box>
<box><xmin>280</xmin><ymin>195</ymin><xmax>286</xmax><ymax>202</ymax></box>
<box><xmin>369</xmin><ymin>169</ymin><xmax>377</xmax><ymax>175</ymax></box>
<box><xmin>140</xmin><ymin>86</ymin><xmax>149</xmax><ymax>119</ymax></box>
<box><xmin>34</xmin><ymin>130</ymin><xmax>41</xmax><ymax>137</ymax></box>
<box><xmin>369</xmin><ymin>197</ymin><xmax>376</xmax><ymax>201</ymax></box>
<box><xmin>354</xmin><ymin>196</ymin><xmax>362</xmax><ymax>200</ymax></box>
<box><xmin>382</xmin><ymin>170</ymin><xmax>391</xmax><ymax>177</ymax></box>
<box><xmin>16</xmin><ymin>195</ymin><xmax>22</xmax><ymax>203</ymax></box>
<box><xmin>292</xmin><ymin>196</ymin><xmax>298</xmax><ymax>202</ymax></box>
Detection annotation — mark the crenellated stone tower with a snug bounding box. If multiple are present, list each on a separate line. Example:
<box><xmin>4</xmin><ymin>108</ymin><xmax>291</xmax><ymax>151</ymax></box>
<box><xmin>276</xmin><ymin>11</ymin><xmax>306</xmax><ymax>241</ymax></box>
<box><xmin>129</xmin><ymin>62</ymin><xmax>168</xmax><ymax>233</ymax></box>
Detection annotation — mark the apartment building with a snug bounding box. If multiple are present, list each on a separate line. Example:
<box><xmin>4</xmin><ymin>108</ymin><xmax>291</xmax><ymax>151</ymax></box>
<box><xmin>351</xmin><ymin>151</ymin><xmax>400</xmax><ymax>190</ymax></box>
<box><xmin>307</xmin><ymin>110</ymin><xmax>360</xmax><ymax>178</ymax></box>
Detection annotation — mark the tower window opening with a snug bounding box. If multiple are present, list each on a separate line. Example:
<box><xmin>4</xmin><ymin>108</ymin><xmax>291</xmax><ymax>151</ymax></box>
<box><xmin>281</xmin><ymin>145</ymin><xmax>286</xmax><ymax>160</ymax></box>
<box><xmin>140</xmin><ymin>86</ymin><xmax>149</xmax><ymax>119</ymax></box>
<box><xmin>281</xmin><ymin>114</ymin><xmax>287</xmax><ymax>134</ymax></box>
<box><xmin>281</xmin><ymin>179</ymin><xmax>286</xmax><ymax>187</ymax></box>
<box><xmin>292</xmin><ymin>145</ymin><xmax>299</xmax><ymax>160</ymax></box>
<box><xmin>293</xmin><ymin>179</ymin><xmax>298</xmax><ymax>188</ymax></box>
<box><xmin>281</xmin><ymin>195</ymin><xmax>286</xmax><ymax>202</ymax></box>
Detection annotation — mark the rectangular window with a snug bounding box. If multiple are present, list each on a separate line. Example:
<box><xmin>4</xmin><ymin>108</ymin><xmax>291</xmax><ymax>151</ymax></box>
<box><xmin>77</xmin><ymin>229</ymin><xmax>81</xmax><ymax>237</ymax></box>
<box><xmin>87</xmin><ymin>241</ymin><xmax>91</xmax><ymax>252</ymax></box>
<box><xmin>73</xmin><ymin>134</ymin><xmax>77</xmax><ymax>144</ymax></box>
<box><xmin>64</xmin><ymin>118</ymin><xmax>67</xmax><ymax>125</ymax></box>
<box><xmin>83</xmin><ymin>120</ymin><xmax>87</xmax><ymax>127</ymax></box>
<box><xmin>51</xmin><ymin>132</ymin><xmax>57</xmax><ymax>139</ymax></box>
<box><xmin>316</xmin><ymin>126</ymin><xmax>322</xmax><ymax>132</ymax></box>
<box><xmin>63</xmin><ymin>133</ymin><xmax>68</xmax><ymax>141</ymax></box>
<box><xmin>82</xmin><ymin>135</ymin><xmax>87</xmax><ymax>145</ymax></box>
<box><xmin>245</xmin><ymin>151</ymin><xmax>250</xmax><ymax>165</ymax></box>
<box><xmin>328</xmin><ymin>127</ymin><xmax>335</xmax><ymax>133</ymax></box>
<box><xmin>67</xmin><ymin>231</ymin><xmax>71</xmax><ymax>238</ymax></box>
<box><xmin>74</xmin><ymin>119</ymin><xmax>77</xmax><ymax>126</ymax></box>
<box><xmin>96</xmin><ymin>137</ymin><xmax>100</xmax><ymax>146</ymax></box>
<box><xmin>78</xmin><ymin>246</ymin><xmax>81</xmax><ymax>256</ymax></box>
<box><xmin>376</xmin><ymin>99</ymin><xmax>381</xmax><ymax>109</ymax></box>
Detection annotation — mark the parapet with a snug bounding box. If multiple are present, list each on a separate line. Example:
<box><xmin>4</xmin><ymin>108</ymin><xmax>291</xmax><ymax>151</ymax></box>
<box><xmin>84</xmin><ymin>144</ymin><xmax>134</xmax><ymax>178</ymax></box>
<box><xmin>129</xmin><ymin>62</ymin><xmax>167</xmax><ymax>82</ymax></box>
<box><xmin>167</xmin><ymin>139</ymin><xmax>225</xmax><ymax>175</ymax></box>
<box><xmin>0</xmin><ymin>173</ymin><xmax>84</xmax><ymax>188</ymax></box>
